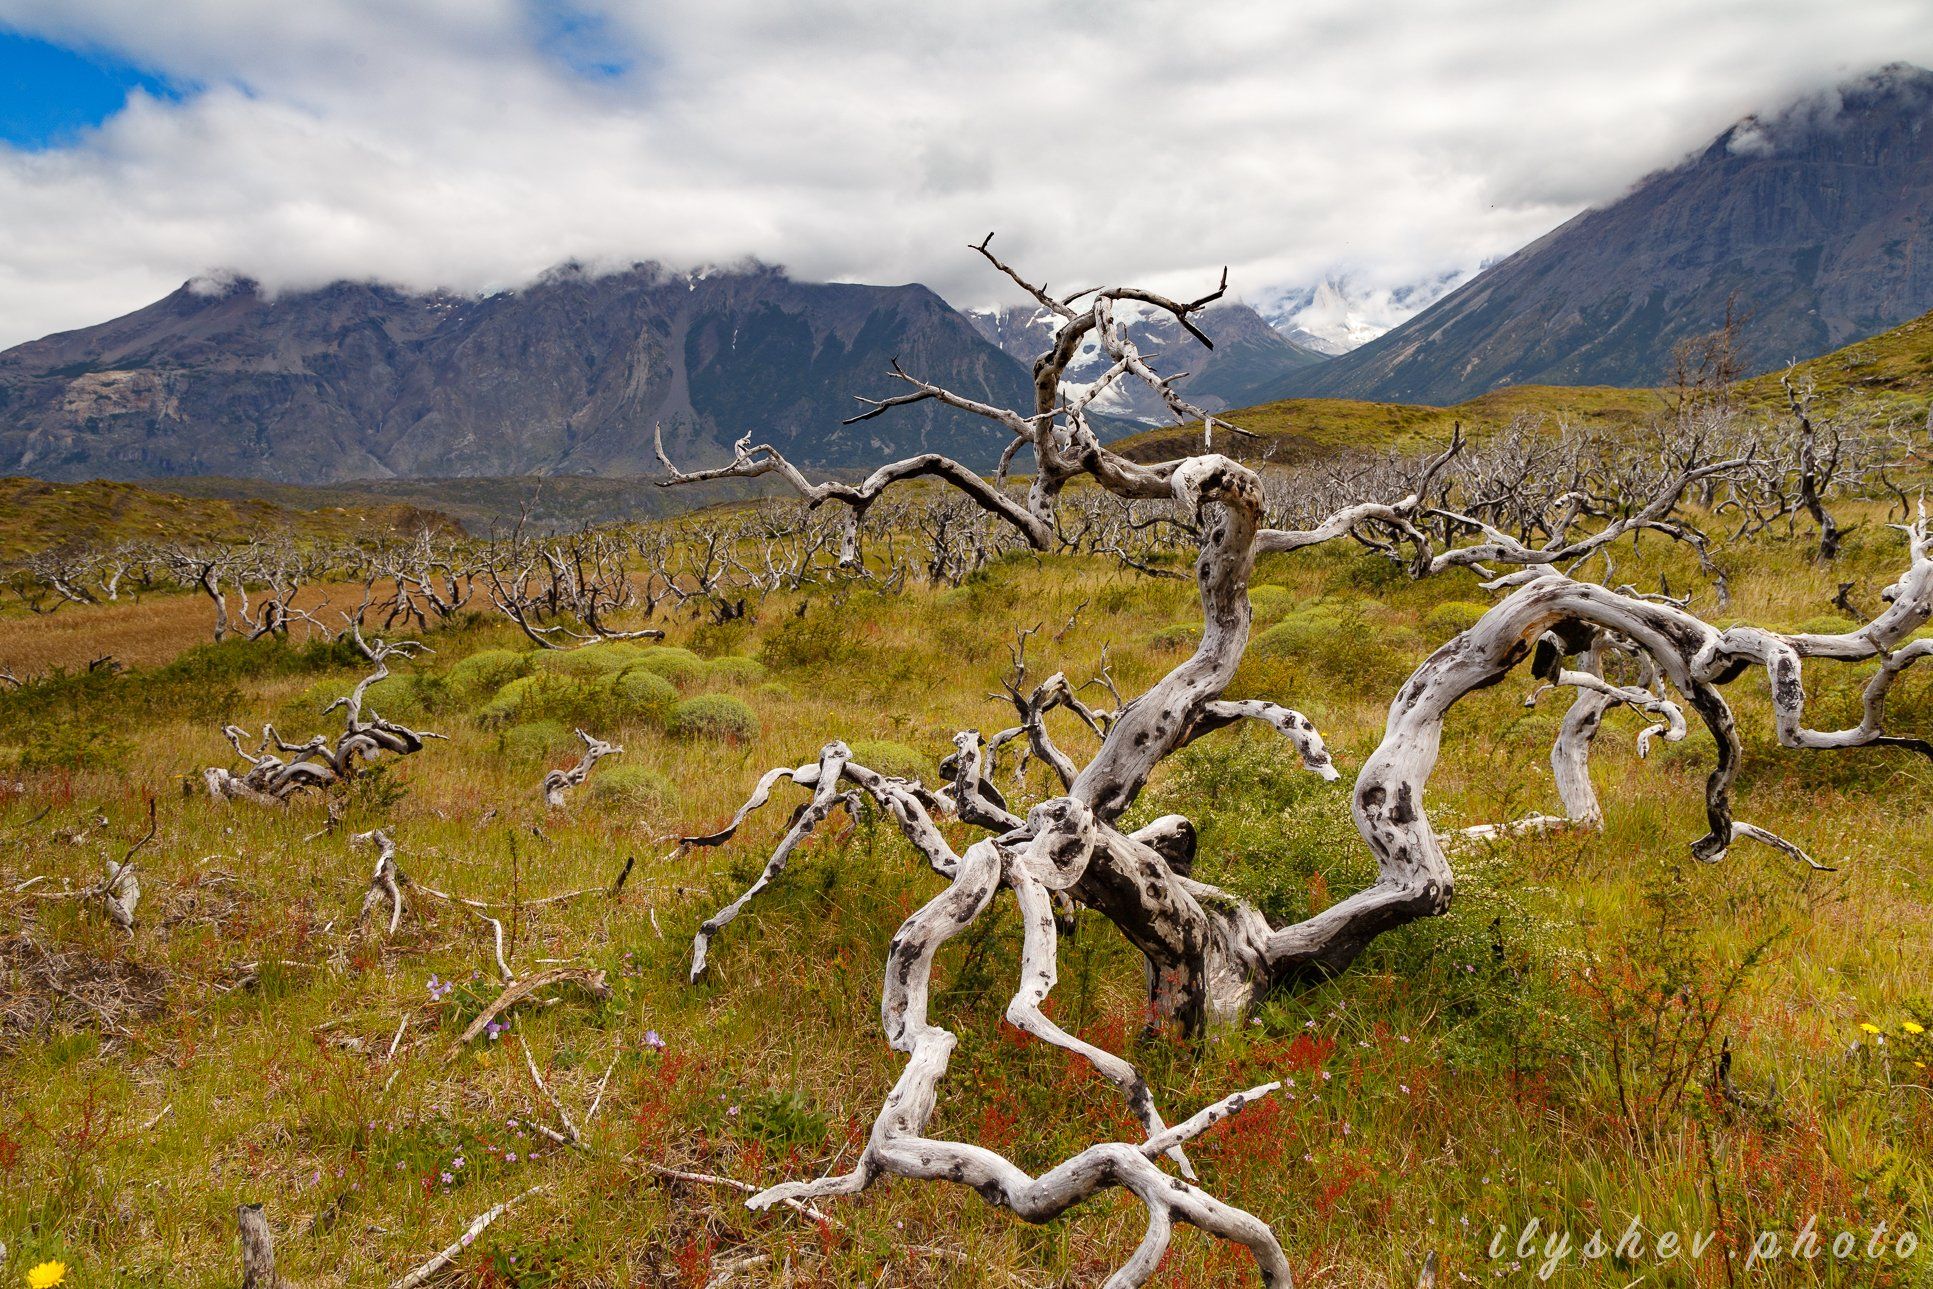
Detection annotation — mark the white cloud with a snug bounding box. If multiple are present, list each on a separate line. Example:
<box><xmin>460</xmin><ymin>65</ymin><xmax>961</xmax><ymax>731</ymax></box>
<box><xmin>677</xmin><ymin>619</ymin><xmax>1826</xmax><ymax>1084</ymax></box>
<box><xmin>0</xmin><ymin>0</ymin><xmax>1929</xmax><ymax>346</ymax></box>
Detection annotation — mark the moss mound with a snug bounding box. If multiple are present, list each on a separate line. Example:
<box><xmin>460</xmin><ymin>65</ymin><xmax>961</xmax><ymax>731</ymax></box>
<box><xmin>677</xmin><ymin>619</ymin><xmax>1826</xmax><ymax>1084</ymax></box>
<box><xmin>630</xmin><ymin>647</ymin><xmax>710</xmax><ymax>686</ymax></box>
<box><xmin>534</xmin><ymin>643</ymin><xmax>650</xmax><ymax>679</ymax></box>
<box><xmin>1247</xmin><ymin>585</ymin><xmax>1295</xmax><ymax>621</ymax></box>
<box><xmin>1251</xmin><ymin>606</ymin><xmax>1348</xmax><ymax>659</ymax></box>
<box><xmin>607</xmin><ymin>668</ymin><xmax>679</xmax><ymax>723</ymax></box>
<box><xmin>447</xmin><ymin>649</ymin><xmax>531</xmax><ymax>702</ymax></box>
<box><xmin>500</xmin><ymin>720</ymin><xmax>576</xmax><ymax>765</ymax></box>
<box><xmin>671</xmin><ymin>693</ymin><xmax>760</xmax><ymax>742</ymax></box>
<box><xmin>1146</xmin><ymin>622</ymin><xmax>1202</xmax><ymax>651</ymax></box>
<box><xmin>589</xmin><ymin>765</ymin><xmax>679</xmax><ymax>814</ymax></box>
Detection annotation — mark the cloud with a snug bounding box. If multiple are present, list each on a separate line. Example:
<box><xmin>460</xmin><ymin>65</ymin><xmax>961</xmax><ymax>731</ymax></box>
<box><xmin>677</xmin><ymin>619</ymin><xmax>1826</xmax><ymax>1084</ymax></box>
<box><xmin>0</xmin><ymin>0</ymin><xmax>1929</xmax><ymax>347</ymax></box>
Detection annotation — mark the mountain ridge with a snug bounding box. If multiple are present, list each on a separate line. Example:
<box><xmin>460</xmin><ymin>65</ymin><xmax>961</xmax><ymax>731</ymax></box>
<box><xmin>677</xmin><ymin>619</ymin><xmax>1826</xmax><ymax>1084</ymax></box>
<box><xmin>1261</xmin><ymin>63</ymin><xmax>1933</xmax><ymax>405</ymax></box>
<box><xmin>0</xmin><ymin>262</ymin><xmax>1038</xmax><ymax>483</ymax></box>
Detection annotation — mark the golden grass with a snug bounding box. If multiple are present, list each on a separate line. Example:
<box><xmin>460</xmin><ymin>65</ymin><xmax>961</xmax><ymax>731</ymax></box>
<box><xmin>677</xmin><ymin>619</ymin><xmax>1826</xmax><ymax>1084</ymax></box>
<box><xmin>0</xmin><ymin>581</ymin><xmax>399</xmax><ymax>675</ymax></box>
<box><xmin>0</xmin><ymin>477</ymin><xmax>453</xmax><ymax>564</ymax></box>
<box><xmin>0</xmin><ymin>503</ymin><xmax>1928</xmax><ymax>1286</ymax></box>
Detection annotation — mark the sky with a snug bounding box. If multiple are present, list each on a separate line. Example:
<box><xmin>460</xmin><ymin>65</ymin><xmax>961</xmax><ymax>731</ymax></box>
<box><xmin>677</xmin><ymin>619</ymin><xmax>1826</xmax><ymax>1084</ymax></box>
<box><xmin>0</xmin><ymin>0</ymin><xmax>1930</xmax><ymax>350</ymax></box>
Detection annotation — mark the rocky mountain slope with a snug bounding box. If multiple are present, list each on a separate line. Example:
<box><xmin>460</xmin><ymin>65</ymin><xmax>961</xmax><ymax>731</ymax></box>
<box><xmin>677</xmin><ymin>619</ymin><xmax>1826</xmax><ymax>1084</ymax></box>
<box><xmin>0</xmin><ymin>263</ymin><xmax>1036</xmax><ymax>483</ymax></box>
<box><xmin>1266</xmin><ymin>64</ymin><xmax>1933</xmax><ymax>405</ymax></box>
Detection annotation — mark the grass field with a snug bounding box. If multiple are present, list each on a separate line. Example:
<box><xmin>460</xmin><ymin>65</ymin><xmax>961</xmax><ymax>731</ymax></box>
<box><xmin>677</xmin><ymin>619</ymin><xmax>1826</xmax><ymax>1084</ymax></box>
<box><xmin>1</xmin><ymin>487</ymin><xmax>1929</xmax><ymax>1287</ymax></box>
<box><xmin>0</xmin><ymin>478</ymin><xmax>458</xmax><ymax>565</ymax></box>
<box><xmin>1116</xmin><ymin>306</ymin><xmax>1933</xmax><ymax>468</ymax></box>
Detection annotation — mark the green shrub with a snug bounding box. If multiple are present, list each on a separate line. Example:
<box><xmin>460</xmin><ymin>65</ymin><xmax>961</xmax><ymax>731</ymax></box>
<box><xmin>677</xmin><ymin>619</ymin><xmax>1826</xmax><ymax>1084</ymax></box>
<box><xmin>688</xmin><ymin>618</ymin><xmax>751</xmax><ymax>658</ymax></box>
<box><xmin>605</xmin><ymin>668</ymin><xmax>678</xmax><ymax>724</ymax></box>
<box><xmin>1345</xmin><ymin>554</ymin><xmax>1408</xmax><ymax>591</ymax></box>
<box><xmin>630</xmin><ymin>647</ymin><xmax>710</xmax><ymax>685</ymax></box>
<box><xmin>477</xmin><ymin>673</ymin><xmax>596</xmax><ymax>726</ymax></box>
<box><xmin>447</xmin><ymin>648</ymin><xmax>531</xmax><ymax>701</ymax></box>
<box><xmin>159</xmin><ymin>637</ymin><xmax>305</xmax><ymax>686</ymax></box>
<box><xmin>1157</xmin><ymin>736</ymin><xmax>1366</xmax><ymax>926</ymax></box>
<box><xmin>535</xmin><ymin>643</ymin><xmax>649</xmax><ymax>679</ymax></box>
<box><xmin>671</xmin><ymin>693</ymin><xmax>760</xmax><ymax>742</ymax></box>
<box><xmin>1251</xmin><ymin>606</ymin><xmax>1346</xmax><ymax>659</ymax></box>
<box><xmin>1423</xmin><ymin>600</ymin><xmax>1491</xmax><ymax>641</ymax></box>
<box><xmin>847</xmin><ymin>739</ymin><xmax>928</xmax><ymax>781</ymax></box>
<box><xmin>500</xmin><ymin>720</ymin><xmax>575</xmax><ymax>765</ymax></box>
<box><xmin>477</xmin><ymin>675</ymin><xmax>542</xmax><ymax>725</ymax></box>
<box><xmin>1247</xmin><ymin>585</ymin><xmax>1294</xmax><ymax>621</ymax></box>
<box><xmin>18</xmin><ymin>724</ymin><xmax>130</xmax><ymax>773</ymax></box>
<box><xmin>589</xmin><ymin>765</ymin><xmax>679</xmax><ymax>814</ymax></box>
<box><xmin>1146</xmin><ymin>622</ymin><xmax>1202</xmax><ymax>651</ymax></box>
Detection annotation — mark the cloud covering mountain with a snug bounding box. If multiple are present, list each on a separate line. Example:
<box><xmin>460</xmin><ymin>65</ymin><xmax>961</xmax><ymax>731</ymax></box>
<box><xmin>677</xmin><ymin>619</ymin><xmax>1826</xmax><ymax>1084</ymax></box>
<box><xmin>1266</xmin><ymin>64</ymin><xmax>1933</xmax><ymax>404</ymax></box>
<box><xmin>1</xmin><ymin>1</ymin><xmax>1930</xmax><ymax>349</ymax></box>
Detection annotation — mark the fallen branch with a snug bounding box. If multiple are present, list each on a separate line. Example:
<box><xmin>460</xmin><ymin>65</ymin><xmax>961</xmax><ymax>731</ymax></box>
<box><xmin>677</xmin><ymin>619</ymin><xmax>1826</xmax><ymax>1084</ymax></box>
<box><xmin>387</xmin><ymin>1186</ymin><xmax>544</xmax><ymax>1289</ymax></box>
<box><xmin>454</xmin><ymin>968</ymin><xmax>609</xmax><ymax>1045</ymax></box>
<box><xmin>541</xmin><ymin>729</ymin><xmax>621</xmax><ymax>808</ymax></box>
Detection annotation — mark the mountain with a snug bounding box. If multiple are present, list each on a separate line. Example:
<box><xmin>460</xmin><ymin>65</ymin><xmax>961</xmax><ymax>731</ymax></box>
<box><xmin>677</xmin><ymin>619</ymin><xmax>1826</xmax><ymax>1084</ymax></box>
<box><xmin>1259</xmin><ymin>273</ymin><xmax>1475</xmax><ymax>356</ymax></box>
<box><xmin>966</xmin><ymin>300</ymin><xmax>1328</xmax><ymax>425</ymax></box>
<box><xmin>1265</xmin><ymin>64</ymin><xmax>1933</xmax><ymax>405</ymax></box>
<box><xmin>0</xmin><ymin>262</ymin><xmax>1037</xmax><ymax>483</ymax></box>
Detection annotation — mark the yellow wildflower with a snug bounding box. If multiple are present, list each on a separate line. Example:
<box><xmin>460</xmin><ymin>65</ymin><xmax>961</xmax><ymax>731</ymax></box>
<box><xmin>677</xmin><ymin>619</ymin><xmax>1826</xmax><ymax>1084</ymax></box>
<box><xmin>1903</xmin><ymin>1021</ymin><xmax>1925</xmax><ymax>1036</ymax></box>
<box><xmin>1859</xmin><ymin>1022</ymin><xmax>1882</xmax><ymax>1034</ymax></box>
<box><xmin>27</xmin><ymin>1262</ymin><xmax>69</xmax><ymax>1289</ymax></box>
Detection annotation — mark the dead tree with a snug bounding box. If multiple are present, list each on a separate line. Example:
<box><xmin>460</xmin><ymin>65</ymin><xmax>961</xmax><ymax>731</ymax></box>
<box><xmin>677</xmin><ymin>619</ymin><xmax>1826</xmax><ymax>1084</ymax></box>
<box><xmin>237</xmin><ymin>1203</ymin><xmax>279</xmax><ymax>1289</ymax></box>
<box><xmin>654</xmin><ymin>241</ymin><xmax>1933</xmax><ymax>1286</ymax></box>
<box><xmin>541</xmin><ymin>730</ymin><xmax>621</xmax><ymax>808</ymax></box>
<box><xmin>375</xmin><ymin>528</ymin><xmax>478</xmax><ymax>632</ymax></box>
<box><xmin>162</xmin><ymin>545</ymin><xmax>238</xmax><ymax>641</ymax></box>
<box><xmin>1781</xmin><ymin>373</ymin><xmax>1845</xmax><ymax>560</ymax></box>
<box><xmin>204</xmin><ymin>629</ymin><xmax>441</xmax><ymax>805</ymax></box>
<box><xmin>482</xmin><ymin>519</ymin><xmax>665</xmax><ymax>650</ymax></box>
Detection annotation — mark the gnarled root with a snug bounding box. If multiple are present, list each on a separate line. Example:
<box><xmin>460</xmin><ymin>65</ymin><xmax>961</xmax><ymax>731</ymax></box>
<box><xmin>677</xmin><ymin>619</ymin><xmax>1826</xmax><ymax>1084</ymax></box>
<box><xmin>204</xmin><ymin>631</ymin><xmax>440</xmax><ymax>806</ymax></box>
<box><xmin>746</xmin><ymin>838</ymin><xmax>1293</xmax><ymax>1288</ymax></box>
<box><xmin>541</xmin><ymin>729</ymin><xmax>620</xmax><ymax>808</ymax></box>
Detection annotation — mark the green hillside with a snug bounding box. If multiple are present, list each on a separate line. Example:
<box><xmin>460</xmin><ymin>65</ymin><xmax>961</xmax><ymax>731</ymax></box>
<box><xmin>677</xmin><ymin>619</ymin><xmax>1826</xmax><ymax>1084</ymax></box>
<box><xmin>1120</xmin><ymin>305</ymin><xmax>1933</xmax><ymax>463</ymax></box>
<box><xmin>1735</xmin><ymin>304</ymin><xmax>1933</xmax><ymax>419</ymax></box>
<box><xmin>0</xmin><ymin>477</ymin><xmax>458</xmax><ymax>563</ymax></box>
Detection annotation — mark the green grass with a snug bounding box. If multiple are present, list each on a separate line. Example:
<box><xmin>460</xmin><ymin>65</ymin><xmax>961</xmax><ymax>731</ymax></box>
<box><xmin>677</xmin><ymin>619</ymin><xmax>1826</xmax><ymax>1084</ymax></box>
<box><xmin>1116</xmin><ymin>305</ymin><xmax>1933</xmax><ymax>466</ymax></box>
<box><xmin>1734</xmin><ymin>307</ymin><xmax>1933</xmax><ymax>422</ymax></box>
<box><xmin>0</xmin><ymin>494</ymin><xmax>1928</xmax><ymax>1285</ymax></box>
<box><xmin>0</xmin><ymin>477</ymin><xmax>458</xmax><ymax>563</ymax></box>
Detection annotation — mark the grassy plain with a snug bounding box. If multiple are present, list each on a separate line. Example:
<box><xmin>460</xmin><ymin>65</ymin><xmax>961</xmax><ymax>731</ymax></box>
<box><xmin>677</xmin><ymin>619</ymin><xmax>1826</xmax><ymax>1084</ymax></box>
<box><xmin>0</xmin><ymin>489</ymin><xmax>1929</xmax><ymax>1287</ymax></box>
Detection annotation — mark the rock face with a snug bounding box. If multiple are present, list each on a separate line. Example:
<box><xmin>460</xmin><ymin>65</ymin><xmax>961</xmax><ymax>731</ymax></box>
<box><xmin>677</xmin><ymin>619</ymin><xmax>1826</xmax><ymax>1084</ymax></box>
<box><xmin>966</xmin><ymin>300</ymin><xmax>1327</xmax><ymax>425</ymax></box>
<box><xmin>0</xmin><ymin>262</ymin><xmax>1036</xmax><ymax>482</ymax></box>
<box><xmin>1266</xmin><ymin>64</ymin><xmax>1933</xmax><ymax>405</ymax></box>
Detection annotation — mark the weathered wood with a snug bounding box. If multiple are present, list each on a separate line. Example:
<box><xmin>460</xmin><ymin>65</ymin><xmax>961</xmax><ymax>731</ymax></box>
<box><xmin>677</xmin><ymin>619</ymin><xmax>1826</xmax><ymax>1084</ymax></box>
<box><xmin>238</xmin><ymin>1203</ymin><xmax>277</xmax><ymax>1289</ymax></box>
<box><xmin>541</xmin><ymin>729</ymin><xmax>620</xmax><ymax>808</ymax></box>
<box><xmin>656</xmin><ymin>242</ymin><xmax>1933</xmax><ymax>1287</ymax></box>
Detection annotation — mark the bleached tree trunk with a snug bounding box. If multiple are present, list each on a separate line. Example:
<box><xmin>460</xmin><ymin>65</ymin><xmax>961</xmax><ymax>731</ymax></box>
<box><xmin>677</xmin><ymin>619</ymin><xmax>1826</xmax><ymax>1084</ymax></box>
<box><xmin>238</xmin><ymin>1203</ymin><xmax>278</xmax><ymax>1289</ymax></box>
<box><xmin>654</xmin><ymin>241</ymin><xmax>1933</xmax><ymax>1287</ymax></box>
<box><xmin>541</xmin><ymin>730</ymin><xmax>620</xmax><ymax>808</ymax></box>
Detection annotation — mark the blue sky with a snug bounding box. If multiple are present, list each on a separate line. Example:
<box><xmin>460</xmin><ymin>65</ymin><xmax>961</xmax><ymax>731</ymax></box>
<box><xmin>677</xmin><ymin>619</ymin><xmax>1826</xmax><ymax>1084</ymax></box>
<box><xmin>0</xmin><ymin>27</ymin><xmax>183</xmax><ymax>148</ymax></box>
